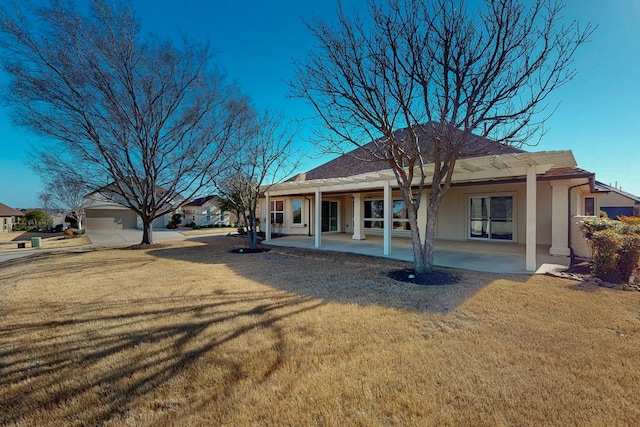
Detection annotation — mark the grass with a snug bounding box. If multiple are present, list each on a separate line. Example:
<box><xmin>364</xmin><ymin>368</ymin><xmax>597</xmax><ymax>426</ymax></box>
<box><xmin>0</xmin><ymin>231</ymin><xmax>91</xmax><ymax>252</ymax></box>
<box><xmin>1</xmin><ymin>235</ymin><xmax>639</xmax><ymax>426</ymax></box>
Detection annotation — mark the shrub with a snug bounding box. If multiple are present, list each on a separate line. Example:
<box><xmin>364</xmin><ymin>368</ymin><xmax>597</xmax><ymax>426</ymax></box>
<box><xmin>73</xmin><ymin>229</ymin><xmax>85</xmax><ymax>235</ymax></box>
<box><xmin>590</xmin><ymin>229</ymin><xmax>622</xmax><ymax>282</ymax></box>
<box><xmin>618</xmin><ymin>215</ymin><xmax>640</xmax><ymax>226</ymax></box>
<box><xmin>619</xmin><ymin>234</ymin><xmax>640</xmax><ymax>281</ymax></box>
<box><xmin>581</xmin><ymin>217</ymin><xmax>640</xmax><ymax>283</ymax></box>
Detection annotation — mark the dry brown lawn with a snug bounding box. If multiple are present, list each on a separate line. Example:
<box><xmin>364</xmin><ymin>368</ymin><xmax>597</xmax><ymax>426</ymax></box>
<box><xmin>0</xmin><ymin>231</ymin><xmax>90</xmax><ymax>252</ymax></box>
<box><xmin>1</xmin><ymin>235</ymin><xmax>639</xmax><ymax>426</ymax></box>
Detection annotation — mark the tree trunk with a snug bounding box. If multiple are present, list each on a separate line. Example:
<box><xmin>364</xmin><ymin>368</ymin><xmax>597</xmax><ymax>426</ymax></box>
<box><xmin>423</xmin><ymin>203</ymin><xmax>438</xmax><ymax>273</ymax></box>
<box><xmin>141</xmin><ymin>219</ymin><xmax>153</xmax><ymax>245</ymax></box>
<box><xmin>407</xmin><ymin>204</ymin><xmax>428</xmax><ymax>274</ymax></box>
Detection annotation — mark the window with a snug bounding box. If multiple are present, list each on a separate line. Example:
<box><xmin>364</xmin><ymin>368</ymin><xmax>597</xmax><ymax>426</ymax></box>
<box><xmin>584</xmin><ymin>197</ymin><xmax>595</xmax><ymax>216</ymax></box>
<box><xmin>469</xmin><ymin>196</ymin><xmax>513</xmax><ymax>240</ymax></box>
<box><xmin>206</xmin><ymin>208</ymin><xmax>211</xmax><ymax>222</ymax></box>
<box><xmin>270</xmin><ymin>200</ymin><xmax>284</xmax><ymax>224</ymax></box>
<box><xmin>392</xmin><ymin>200</ymin><xmax>410</xmax><ymax>230</ymax></box>
<box><xmin>364</xmin><ymin>199</ymin><xmax>411</xmax><ymax>230</ymax></box>
<box><xmin>292</xmin><ymin>199</ymin><xmax>302</xmax><ymax>224</ymax></box>
<box><xmin>220</xmin><ymin>209</ymin><xmax>225</xmax><ymax>223</ymax></box>
<box><xmin>364</xmin><ymin>200</ymin><xmax>384</xmax><ymax>229</ymax></box>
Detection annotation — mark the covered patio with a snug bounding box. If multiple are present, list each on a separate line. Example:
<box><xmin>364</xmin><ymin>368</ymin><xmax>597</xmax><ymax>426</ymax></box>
<box><xmin>262</xmin><ymin>233</ymin><xmax>570</xmax><ymax>275</ymax></box>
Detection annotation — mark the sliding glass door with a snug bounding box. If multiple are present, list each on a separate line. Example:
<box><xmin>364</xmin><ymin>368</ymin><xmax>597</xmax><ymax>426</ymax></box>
<box><xmin>321</xmin><ymin>201</ymin><xmax>338</xmax><ymax>232</ymax></box>
<box><xmin>469</xmin><ymin>196</ymin><xmax>513</xmax><ymax>241</ymax></box>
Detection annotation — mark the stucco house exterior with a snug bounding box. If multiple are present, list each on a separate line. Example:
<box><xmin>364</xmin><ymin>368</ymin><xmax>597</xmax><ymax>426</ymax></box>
<box><xmin>83</xmin><ymin>185</ymin><xmax>183</xmax><ymax>230</ymax></box>
<box><xmin>594</xmin><ymin>181</ymin><xmax>640</xmax><ymax>218</ymax></box>
<box><xmin>260</xmin><ymin>125</ymin><xmax>608</xmax><ymax>272</ymax></box>
<box><xmin>0</xmin><ymin>202</ymin><xmax>24</xmax><ymax>233</ymax></box>
<box><xmin>181</xmin><ymin>195</ymin><xmax>234</xmax><ymax>227</ymax></box>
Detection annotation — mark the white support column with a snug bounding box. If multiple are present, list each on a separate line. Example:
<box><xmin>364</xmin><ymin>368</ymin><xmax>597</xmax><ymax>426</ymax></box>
<box><xmin>265</xmin><ymin>192</ymin><xmax>271</xmax><ymax>242</ymax></box>
<box><xmin>550</xmin><ymin>182</ymin><xmax>571</xmax><ymax>256</ymax></box>
<box><xmin>315</xmin><ymin>188</ymin><xmax>322</xmax><ymax>248</ymax></box>
<box><xmin>526</xmin><ymin>166</ymin><xmax>537</xmax><ymax>272</ymax></box>
<box><xmin>383</xmin><ymin>181</ymin><xmax>392</xmax><ymax>256</ymax></box>
<box><xmin>352</xmin><ymin>193</ymin><xmax>366</xmax><ymax>240</ymax></box>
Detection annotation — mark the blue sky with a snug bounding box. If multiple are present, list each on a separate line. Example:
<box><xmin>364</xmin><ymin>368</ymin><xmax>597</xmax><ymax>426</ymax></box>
<box><xmin>0</xmin><ymin>0</ymin><xmax>638</xmax><ymax>208</ymax></box>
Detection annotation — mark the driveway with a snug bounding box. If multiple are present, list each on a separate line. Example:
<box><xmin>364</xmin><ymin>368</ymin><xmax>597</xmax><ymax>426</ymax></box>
<box><xmin>86</xmin><ymin>229</ymin><xmax>187</xmax><ymax>246</ymax></box>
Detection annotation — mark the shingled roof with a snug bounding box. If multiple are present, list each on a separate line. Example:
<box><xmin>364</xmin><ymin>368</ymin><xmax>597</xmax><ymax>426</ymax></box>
<box><xmin>0</xmin><ymin>202</ymin><xmax>24</xmax><ymax>217</ymax></box>
<box><xmin>299</xmin><ymin>124</ymin><xmax>526</xmax><ymax>181</ymax></box>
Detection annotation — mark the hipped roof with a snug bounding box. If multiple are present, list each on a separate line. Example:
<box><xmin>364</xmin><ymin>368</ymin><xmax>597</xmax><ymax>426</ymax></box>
<box><xmin>299</xmin><ymin>123</ymin><xmax>526</xmax><ymax>181</ymax></box>
<box><xmin>0</xmin><ymin>202</ymin><xmax>24</xmax><ymax>217</ymax></box>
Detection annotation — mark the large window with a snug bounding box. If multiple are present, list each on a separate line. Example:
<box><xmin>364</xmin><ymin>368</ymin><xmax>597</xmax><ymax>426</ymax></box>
<box><xmin>469</xmin><ymin>196</ymin><xmax>513</xmax><ymax>241</ymax></box>
<box><xmin>364</xmin><ymin>199</ymin><xmax>411</xmax><ymax>230</ymax></box>
<box><xmin>292</xmin><ymin>199</ymin><xmax>302</xmax><ymax>224</ymax></box>
<box><xmin>270</xmin><ymin>200</ymin><xmax>284</xmax><ymax>224</ymax></box>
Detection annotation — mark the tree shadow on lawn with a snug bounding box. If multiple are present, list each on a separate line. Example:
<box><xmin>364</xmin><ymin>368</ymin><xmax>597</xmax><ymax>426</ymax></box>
<box><xmin>0</xmin><ymin>287</ymin><xmax>321</xmax><ymax>426</ymax></box>
<box><xmin>148</xmin><ymin>235</ymin><xmax>529</xmax><ymax>315</ymax></box>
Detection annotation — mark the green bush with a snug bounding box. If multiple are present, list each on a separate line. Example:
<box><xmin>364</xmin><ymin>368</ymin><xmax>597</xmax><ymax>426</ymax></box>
<box><xmin>590</xmin><ymin>229</ymin><xmax>623</xmax><ymax>282</ymax></box>
<box><xmin>581</xmin><ymin>217</ymin><xmax>640</xmax><ymax>283</ymax></box>
<box><xmin>619</xmin><ymin>234</ymin><xmax>640</xmax><ymax>281</ymax></box>
<box><xmin>72</xmin><ymin>229</ymin><xmax>85</xmax><ymax>235</ymax></box>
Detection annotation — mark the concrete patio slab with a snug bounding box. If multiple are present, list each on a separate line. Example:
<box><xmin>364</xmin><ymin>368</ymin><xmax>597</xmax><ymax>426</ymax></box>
<box><xmin>263</xmin><ymin>233</ymin><xmax>570</xmax><ymax>275</ymax></box>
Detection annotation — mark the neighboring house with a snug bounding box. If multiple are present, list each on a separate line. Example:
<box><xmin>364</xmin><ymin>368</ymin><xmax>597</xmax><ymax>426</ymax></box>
<box><xmin>0</xmin><ymin>202</ymin><xmax>24</xmax><ymax>233</ymax></box>
<box><xmin>83</xmin><ymin>184</ymin><xmax>184</xmax><ymax>231</ymax></box>
<box><xmin>181</xmin><ymin>195</ymin><xmax>234</xmax><ymax>227</ymax></box>
<box><xmin>594</xmin><ymin>181</ymin><xmax>640</xmax><ymax>218</ymax></box>
<box><xmin>260</xmin><ymin>124</ymin><xmax>608</xmax><ymax>271</ymax></box>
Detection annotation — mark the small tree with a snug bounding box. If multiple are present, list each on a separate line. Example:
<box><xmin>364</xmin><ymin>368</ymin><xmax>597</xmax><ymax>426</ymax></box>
<box><xmin>290</xmin><ymin>0</ymin><xmax>593</xmax><ymax>273</ymax></box>
<box><xmin>218</xmin><ymin>102</ymin><xmax>300</xmax><ymax>249</ymax></box>
<box><xmin>23</xmin><ymin>209</ymin><xmax>52</xmax><ymax>230</ymax></box>
<box><xmin>33</xmin><ymin>170</ymin><xmax>88</xmax><ymax>230</ymax></box>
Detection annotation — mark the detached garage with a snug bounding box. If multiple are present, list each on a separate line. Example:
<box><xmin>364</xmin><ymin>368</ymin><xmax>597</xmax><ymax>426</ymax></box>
<box><xmin>85</xmin><ymin>208</ymin><xmax>138</xmax><ymax>230</ymax></box>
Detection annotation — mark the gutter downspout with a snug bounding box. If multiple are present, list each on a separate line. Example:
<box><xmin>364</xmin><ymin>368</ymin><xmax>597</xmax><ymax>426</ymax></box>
<box><xmin>304</xmin><ymin>196</ymin><xmax>311</xmax><ymax>237</ymax></box>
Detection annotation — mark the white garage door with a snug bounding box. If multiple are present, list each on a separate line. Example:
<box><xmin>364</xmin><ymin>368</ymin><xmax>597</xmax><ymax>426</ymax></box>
<box><xmin>85</xmin><ymin>209</ymin><xmax>138</xmax><ymax>230</ymax></box>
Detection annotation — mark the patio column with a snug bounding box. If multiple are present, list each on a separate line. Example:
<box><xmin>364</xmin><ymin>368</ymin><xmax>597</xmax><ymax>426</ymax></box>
<box><xmin>383</xmin><ymin>180</ymin><xmax>392</xmax><ymax>256</ymax></box>
<box><xmin>265</xmin><ymin>192</ymin><xmax>271</xmax><ymax>242</ymax></box>
<box><xmin>550</xmin><ymin>181</ymin><xmax>571</xmax><ymax>256</ymax></box>
<box><xmin>352</xmin><ymin>193</ymin><xmax>366</xmax><ymax>240</ymax></box>
<box><xmin>315</xmin><ymin>188</ymin><xmax>322</xmax><ymax>248</ymax></box>
<box><xmin>526</xmin><ymin>165</ymin><xmax>537</xmax><ymax>271</ymax></box>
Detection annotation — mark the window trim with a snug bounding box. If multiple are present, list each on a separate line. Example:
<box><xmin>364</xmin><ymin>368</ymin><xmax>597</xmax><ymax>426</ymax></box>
<box><xmin>467</xmin><ymin>193</ymin><xmax>516</xmax><ymax>242</ymax></box>
<box><xmin>584</xmin><ymin>197</ymin><xmax>596</xmax><ymax>217</ymax></box>
<box><xmin>292</xmin><ymin>198</ymin><xmax>303</xmax><ymax>226</ymax></box>
<box><xmin>270</xmin><ymin>200</ymin><xmax>284</xmax><ymax>225</ymax></box>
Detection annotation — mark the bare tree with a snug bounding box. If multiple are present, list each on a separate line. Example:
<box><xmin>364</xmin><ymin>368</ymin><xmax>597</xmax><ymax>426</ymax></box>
<box><xmin>36</xmin><ymin>169</ymin><xmax>88</xmax><ymax>229</ymax></box>
<box><xmin>0</xmin><ymin>0</ymin><xmax>239</xmax><ymax>244</ymax></box>
<box><xmin>290</xmin><ymin>0</ymin><xmax>594</xmax><ymax>273</ymax></box>
<box><xmin>218</xmin><ymin>101</ymin><xmax>301</xmax><ymax>250</ymax></box>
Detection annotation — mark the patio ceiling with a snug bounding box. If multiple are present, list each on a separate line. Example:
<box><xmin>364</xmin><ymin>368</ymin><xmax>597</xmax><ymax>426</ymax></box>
<box><xmin>267</xmin><ymin>150</ymin><xmax>577</xmax><ymax>196</ymax></box>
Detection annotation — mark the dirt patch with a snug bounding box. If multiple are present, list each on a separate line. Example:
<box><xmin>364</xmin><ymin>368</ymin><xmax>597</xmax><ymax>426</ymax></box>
<box><xmin>387</xmin><ymin>268</ymin><xmax>460</xmax><ymax>285</ymax></box>
<box><xmin>125</xmin><ymin>243</ymin><xmax>170</xmax><ymax>250</ymax></box>
<box><xmin>229</xmin><ymin>247</ymin><xmax>271</xmax><ymax>254</ymax></box>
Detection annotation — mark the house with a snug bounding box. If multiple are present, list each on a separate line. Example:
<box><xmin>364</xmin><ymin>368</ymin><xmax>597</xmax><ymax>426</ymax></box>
<box><xmin>594</xmin><ymin>181</ymin><xmax>640</xmax><ymax>218</ymax></box>
<box><xmin>181</xmin><ymin>195</ymin><xmax>234</xmax><ymax>227</ymax></box>
<box><xmin>259</xmin><ymin>124</ymin><xmax>606</xmax><ymax>272</ymax></box>
<box><xmin>83</xmin><ymin>183</ymin><xmax>183</xmax><ymax>230</ymax></box>
<box><xmin>0</xmin><ymin>202</ymin><xmax>24</xmax><ymax>232</ymax></box>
